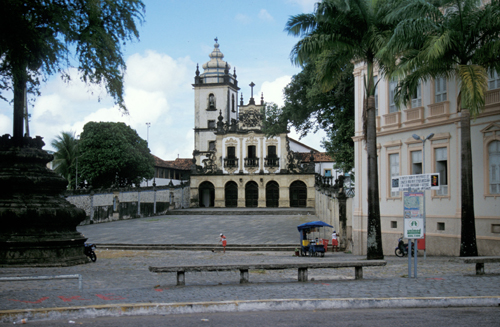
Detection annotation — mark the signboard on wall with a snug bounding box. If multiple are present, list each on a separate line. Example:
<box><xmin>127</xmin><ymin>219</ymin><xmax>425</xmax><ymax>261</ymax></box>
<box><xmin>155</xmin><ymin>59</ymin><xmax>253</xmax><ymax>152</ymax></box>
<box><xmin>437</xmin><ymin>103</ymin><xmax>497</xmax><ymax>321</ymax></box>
<box><xmin>391</xmin><ymin>173</ymin><xmax>440</xmax><ymax>192</ymax></box>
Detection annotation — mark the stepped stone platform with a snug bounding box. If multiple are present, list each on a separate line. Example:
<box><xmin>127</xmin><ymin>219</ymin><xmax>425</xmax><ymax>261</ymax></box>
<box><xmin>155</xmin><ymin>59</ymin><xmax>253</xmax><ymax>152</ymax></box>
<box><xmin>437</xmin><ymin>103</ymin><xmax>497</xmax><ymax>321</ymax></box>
<box><xmin>168</xmin><ymin>207</ymin><xmax>316</xmax><ymax>216</ymax></box>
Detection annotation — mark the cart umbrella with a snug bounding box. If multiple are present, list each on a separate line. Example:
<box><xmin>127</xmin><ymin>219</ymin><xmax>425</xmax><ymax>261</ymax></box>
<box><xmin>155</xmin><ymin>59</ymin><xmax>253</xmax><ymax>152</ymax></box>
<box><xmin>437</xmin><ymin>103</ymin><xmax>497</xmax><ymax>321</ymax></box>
<box><xmin>297</xmin><ymin>221</ymin><xmax>333</xmax><ymax>232</ymax></box>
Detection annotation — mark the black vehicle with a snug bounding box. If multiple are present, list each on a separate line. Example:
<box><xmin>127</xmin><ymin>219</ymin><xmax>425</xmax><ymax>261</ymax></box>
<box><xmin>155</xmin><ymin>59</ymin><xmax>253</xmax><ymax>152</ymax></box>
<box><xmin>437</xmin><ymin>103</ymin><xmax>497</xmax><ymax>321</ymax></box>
<box><xmin>84</xmin><ymin>243</ymin><xmax>97</xmax><ymax>262</ymax></box>
<box><xmin>395</xmin><ymin>237</ymin><xmax>414</xmax><ymax>257</ymax></box>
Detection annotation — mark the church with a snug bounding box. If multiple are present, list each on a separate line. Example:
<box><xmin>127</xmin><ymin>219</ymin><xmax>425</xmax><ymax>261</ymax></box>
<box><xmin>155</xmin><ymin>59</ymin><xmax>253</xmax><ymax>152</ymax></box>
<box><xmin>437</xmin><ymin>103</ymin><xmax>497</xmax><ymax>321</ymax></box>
<box><xmin>188</xmin><ymin>40</ymin><xmax>322</xmax><ymax>208</ymax></box>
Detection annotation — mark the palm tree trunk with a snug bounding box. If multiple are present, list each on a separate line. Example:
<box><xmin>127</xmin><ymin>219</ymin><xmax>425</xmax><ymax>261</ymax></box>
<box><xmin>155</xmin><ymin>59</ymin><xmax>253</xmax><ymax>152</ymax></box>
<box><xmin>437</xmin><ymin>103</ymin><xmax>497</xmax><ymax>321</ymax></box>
<box><xmin>460</xmin><ymin>109</ymin><xmax>478</xmax><ymax>256</ymax></box>
<box><xmin>365</xmin><ymin>61</ymin><xmax>383</xmax><ymax>259</ymax></box>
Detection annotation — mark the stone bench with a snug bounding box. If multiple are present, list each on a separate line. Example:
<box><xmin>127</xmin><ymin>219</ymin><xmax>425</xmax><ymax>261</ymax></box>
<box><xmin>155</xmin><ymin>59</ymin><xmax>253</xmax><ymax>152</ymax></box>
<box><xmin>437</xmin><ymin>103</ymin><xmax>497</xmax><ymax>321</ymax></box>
<box><xmin>457</xmin><ymin>256</ymin><xmax>500</xmax><ymax>275</ymax></box>
<box><xmin>149</xmin><ymin>260</ymin><xmax>387</xmax><ymax>286</ymax></box>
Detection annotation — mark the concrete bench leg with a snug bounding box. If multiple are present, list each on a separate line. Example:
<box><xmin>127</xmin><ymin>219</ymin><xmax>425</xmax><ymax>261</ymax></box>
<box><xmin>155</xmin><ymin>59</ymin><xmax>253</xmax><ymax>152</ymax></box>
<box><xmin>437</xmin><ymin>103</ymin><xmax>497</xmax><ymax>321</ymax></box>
<box><xmin>176</xmin><ymin>271</ymin><xmax>185</xmax><ymax>286</ymax></box>
<box><xmin>355</xmin><ymin>266</ymin><xmax>363</xmax><ymax>280</ymax></box>
<box><xmin>476</xmin><ymin>263</ymin><xmax>485</xmax><ymax>275</ymax></box>
<box><xmin>240</xmin><ymin>269</ymin><xmax>249</xmax><ymax>284</ymax></box>
<box><xmin>298</xmin><ymin>268</ymin><xmax>308</xmax><ymax>282</ymax></box>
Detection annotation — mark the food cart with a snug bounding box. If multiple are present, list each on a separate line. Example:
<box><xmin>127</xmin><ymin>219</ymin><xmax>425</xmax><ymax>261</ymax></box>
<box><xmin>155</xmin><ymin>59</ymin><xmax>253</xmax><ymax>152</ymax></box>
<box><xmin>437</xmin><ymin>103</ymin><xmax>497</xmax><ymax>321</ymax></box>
<box><xmin>297</xmin><ymin>221</ymin><xmax>333</xmax><ymax>257</ymax></box>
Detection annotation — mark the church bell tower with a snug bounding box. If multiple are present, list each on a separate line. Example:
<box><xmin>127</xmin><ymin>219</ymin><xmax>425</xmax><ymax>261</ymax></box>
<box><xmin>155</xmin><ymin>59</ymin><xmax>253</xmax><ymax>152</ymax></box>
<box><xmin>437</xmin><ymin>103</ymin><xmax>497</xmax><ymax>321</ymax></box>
<box><xmin>193</xmin><ymin>38</ymin><xmax>239</xmax><ymax>154</ymax></box>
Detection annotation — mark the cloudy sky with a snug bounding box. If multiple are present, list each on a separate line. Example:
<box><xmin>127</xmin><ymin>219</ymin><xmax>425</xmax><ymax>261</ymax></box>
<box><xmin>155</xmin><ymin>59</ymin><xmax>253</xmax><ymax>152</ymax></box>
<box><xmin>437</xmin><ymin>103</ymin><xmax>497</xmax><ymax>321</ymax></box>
<box><xmin>0</xmin><ymin>0</ymin><xmax>326</xmax><ymax>160</ymax></box>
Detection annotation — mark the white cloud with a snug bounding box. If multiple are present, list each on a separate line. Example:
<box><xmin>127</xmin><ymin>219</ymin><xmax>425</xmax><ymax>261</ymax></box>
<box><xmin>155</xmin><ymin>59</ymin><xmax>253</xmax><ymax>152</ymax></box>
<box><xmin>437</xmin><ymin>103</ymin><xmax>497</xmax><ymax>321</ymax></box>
<box><xmin>259</xmin><ymin>75</ymin><xmax>291</xmax><ymax>107</ymax></box>
<box><xmin>0</xmin><ymin>114</ymin><xmax>11</xmax><ymax>135</ymax></box>
<box><xmin>235</xmin><ymin>13</ymin><xmax>252</xmax><ymax>24</ymax></box>
<box><xmin>258</xmin><ymin>9</ymin><xmax>274</xmax><ymax>22</ymax></box>
<box><xmin>15</xmin><ymin>50</ymin><xmax>195</xmax><ymax>162</ymax></box>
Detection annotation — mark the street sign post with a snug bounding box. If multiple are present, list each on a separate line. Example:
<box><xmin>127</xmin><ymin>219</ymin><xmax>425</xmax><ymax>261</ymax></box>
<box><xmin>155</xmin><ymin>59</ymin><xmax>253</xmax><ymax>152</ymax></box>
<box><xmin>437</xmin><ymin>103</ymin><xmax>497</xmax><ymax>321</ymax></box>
<box><xmin>392</xmin><ymin>174</ymin><xmax>440</xmax><ymax>278</ymax></box>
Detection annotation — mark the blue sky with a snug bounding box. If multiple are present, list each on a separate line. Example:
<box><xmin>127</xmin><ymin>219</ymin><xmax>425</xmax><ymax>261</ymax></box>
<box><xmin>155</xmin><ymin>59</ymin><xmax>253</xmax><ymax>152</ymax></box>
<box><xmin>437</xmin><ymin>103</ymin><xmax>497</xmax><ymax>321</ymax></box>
<box><xmin>0</xmin><ymin>0</ymin><xmax>326</xmax><ymax>160</ymax></box>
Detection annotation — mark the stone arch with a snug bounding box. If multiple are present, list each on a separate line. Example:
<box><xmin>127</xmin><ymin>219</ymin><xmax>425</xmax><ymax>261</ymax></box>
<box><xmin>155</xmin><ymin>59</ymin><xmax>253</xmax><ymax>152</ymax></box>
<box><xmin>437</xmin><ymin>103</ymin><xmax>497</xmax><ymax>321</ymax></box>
<box><xmin>289</xmin><ymin>180</ymin><xmax>307</xmax><ymax>207</ymax></box>
<box><xmin>245</xmin><ymin>181</ymin><xmax>259</xmax><ymax>207</ymax></box>
<box><xmin>225</xmin><ymin>181</ymin><xmax>238</xmax><ymax>207</ymax></box>
<box><xmin>199</xmin><ymin>181</ymin><xmax>215</xmax><ymax>207</ymax></box>
<box><xmin>266</xmin><ymin>180</ymin><xmax>279</xmax><ymax>207</ymax></box>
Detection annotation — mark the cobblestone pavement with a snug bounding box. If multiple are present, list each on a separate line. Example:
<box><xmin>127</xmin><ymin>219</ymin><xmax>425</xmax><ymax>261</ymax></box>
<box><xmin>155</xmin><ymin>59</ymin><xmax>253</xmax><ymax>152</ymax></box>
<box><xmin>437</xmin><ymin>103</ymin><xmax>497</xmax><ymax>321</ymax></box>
<box><xmin>77</xmin><ymin>213</ymin><xmax>319</xmax><ymax>245</ymax></box>
<box><xmin>1</xmin><ymin>250</ymin><xmax>500</xmax><ymax>312</ymax></box>
<box><xmin>1</xmin><ymin>213</ymin><xmax>499</xmax><ymax>318</ymax></box>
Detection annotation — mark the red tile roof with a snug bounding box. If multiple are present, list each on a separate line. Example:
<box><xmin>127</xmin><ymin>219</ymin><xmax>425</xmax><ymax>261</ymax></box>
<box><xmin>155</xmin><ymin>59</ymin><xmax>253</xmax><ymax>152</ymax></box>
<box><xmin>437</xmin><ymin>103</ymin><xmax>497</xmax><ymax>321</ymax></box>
<box><xmin>152</xmin><ymin>155</ymin><xmax>193</xmax><ymax>171</ymax></box>
<box><xmin>296</xmin><ymin>152</ymin><xmax>334</xmax><ymax>163</ymax></box>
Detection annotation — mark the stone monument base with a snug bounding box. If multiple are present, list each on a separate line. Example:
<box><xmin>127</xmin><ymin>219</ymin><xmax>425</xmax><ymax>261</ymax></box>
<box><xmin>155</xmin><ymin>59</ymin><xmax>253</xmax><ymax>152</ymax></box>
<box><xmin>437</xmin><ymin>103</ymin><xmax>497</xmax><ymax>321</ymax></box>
<box><xmin>0</xmin><ymin>135</ymin><xmax>88</xmax><ymax>266</ymax></box>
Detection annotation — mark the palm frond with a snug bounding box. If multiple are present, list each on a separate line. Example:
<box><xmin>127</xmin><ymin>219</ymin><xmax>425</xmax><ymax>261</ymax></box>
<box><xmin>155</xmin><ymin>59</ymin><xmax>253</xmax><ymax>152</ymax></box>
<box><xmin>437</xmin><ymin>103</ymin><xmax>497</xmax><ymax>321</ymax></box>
<box><xmin>458</xmin><ymin>64</ymin><xmax>488</xmax><ymax>117</ymax></box>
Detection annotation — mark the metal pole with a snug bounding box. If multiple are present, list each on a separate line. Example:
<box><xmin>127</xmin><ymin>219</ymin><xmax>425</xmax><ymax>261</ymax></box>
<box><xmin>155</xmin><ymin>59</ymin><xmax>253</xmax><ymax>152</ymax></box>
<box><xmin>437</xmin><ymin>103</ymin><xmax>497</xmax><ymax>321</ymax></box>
<box><xmin>408</xmin><ymin>240</ymin><xmax>412</xmax><ymax>277</ymax></box>
<box><xmin>422</xmin><ymin>140</ymin><xmax>426</xmax><ymax>261</ymax></box>
<box><xmin>414</xmin><ymin>239</ymin><xmax>418</xmax><ymax>278</ymax></box>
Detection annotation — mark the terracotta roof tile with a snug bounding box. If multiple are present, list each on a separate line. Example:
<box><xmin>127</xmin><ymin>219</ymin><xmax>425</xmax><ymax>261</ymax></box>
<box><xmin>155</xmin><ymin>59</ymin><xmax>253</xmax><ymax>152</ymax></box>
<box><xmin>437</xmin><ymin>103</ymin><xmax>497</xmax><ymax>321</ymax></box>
<box><xmin>152</xmin><ymin>155</ymin><xmax>192</xmax><ymax>171</ymax></box>
<box><xmin>296</xmin><ymin>152</ymin><xmax>334</xmax><ymax>163</ymax></box>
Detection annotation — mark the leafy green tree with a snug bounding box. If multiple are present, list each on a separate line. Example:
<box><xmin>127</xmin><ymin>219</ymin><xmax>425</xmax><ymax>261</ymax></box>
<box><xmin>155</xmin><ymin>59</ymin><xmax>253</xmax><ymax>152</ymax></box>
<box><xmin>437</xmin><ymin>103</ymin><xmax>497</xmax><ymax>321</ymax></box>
<box><xmin>385</xmin><ymin>0</ymin><xmax>500</xmax><ymax>256</ymax></box>
<box><xmin>0</xmin><ymin>0</ymin><xmax>145</xmax><ymax>146</ymax></box>
<box><xmin>286</xmin><ymin>0</ymin><xmax>395</xmax><ymax>259</ymax></box>
<box><xmin>51</xmin><ymin>131</ymin><xmax>79</xmax><ymax>189</ymax></box>
<box><xmin>263</xmin><ymin>62</ymin><xmax>355</xmax><ymax>173</ymax></box>
<box><xmin>78</xmin><ymin>122</ymin><xmax>154</xmax><ymax>188</ymax></box>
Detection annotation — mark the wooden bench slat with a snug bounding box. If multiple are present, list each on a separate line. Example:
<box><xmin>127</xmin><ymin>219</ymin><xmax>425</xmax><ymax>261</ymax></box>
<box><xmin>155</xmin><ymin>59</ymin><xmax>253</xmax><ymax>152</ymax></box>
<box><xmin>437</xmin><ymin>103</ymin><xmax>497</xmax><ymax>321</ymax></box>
<box><xmin>150</xmin><ymin>260</ymin><xmax>387</xmax><ymax>285</ymax></box>
<box><xmin>149</xmin><ymin>260</ymin><xmax>386</xmax><ymax>273</ymax></box>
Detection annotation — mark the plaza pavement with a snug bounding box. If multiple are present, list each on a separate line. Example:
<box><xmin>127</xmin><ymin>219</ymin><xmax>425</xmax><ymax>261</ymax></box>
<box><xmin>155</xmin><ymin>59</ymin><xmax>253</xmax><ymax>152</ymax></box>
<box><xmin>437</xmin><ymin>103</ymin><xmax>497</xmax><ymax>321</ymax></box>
<box><xmin>1</xmin><ymin>211</ymin><xmax>499</xmax><ymax>323</ymax></box>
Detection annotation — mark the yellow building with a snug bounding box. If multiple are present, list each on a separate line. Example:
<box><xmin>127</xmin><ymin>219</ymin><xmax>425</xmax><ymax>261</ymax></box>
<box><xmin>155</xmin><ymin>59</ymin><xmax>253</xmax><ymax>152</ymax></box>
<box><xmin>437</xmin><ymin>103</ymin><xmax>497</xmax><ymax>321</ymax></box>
<box><xmin>352</xmin><ymin>63</ymin><xmax>500</xmax><ymax>256</ymax></box>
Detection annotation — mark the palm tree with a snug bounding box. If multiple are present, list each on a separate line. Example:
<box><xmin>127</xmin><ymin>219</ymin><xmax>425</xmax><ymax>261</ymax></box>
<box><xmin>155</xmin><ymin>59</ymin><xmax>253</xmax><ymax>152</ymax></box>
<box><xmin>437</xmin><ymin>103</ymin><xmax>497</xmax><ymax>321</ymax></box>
<box><xmin>51</xmin><ymin>132</ymin><xmax>79</xmax><ymax>189</ymax></box>
<box><xmin>385</xmin><ymin>0</ymin><xmax>500</xmax><ymax>256</ymax></box>
<box><xmin>286</xmin><ymin>0</ymin><xmax>394</xmax><ymax>259</ymax></box>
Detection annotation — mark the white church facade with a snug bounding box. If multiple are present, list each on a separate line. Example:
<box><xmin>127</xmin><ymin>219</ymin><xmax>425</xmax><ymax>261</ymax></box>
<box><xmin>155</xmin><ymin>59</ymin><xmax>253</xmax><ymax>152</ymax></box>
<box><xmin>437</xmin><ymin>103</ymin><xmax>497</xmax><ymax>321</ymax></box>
<box><xmin>189</xmin><ymin>40</ymin><xmax>323</xmax><ymax>208</ymax></box>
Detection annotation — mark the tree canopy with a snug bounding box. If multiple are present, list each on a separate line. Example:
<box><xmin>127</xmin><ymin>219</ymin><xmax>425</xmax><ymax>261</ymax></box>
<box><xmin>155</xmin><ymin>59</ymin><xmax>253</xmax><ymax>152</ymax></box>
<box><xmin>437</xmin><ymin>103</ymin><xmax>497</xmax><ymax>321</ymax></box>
<box><xmin>0</xmin><ymin>0</ymin><xmax>145</xmax><ymax>145</ymax></box>
<box><xmin>51</xmin><ymin>131</ymin><xmax>79</xmax><ymax>189</ymax></box>
<box><xmin>286</xmin><ymin>0</ymin><xmax>395</xmax><ymax>259</ymax></box>
<box><xmin>263</xmin><ymin>61</ymin><xmax>355</xmax><ymax>173</ymax></box>
<box><xmin>78</xmin><ymin>122</ymin><xmax>154</xmax><ymax>189</ymax></box>
<box><xmin>384</xmin><ymin>0</ymin><xmax>500</xmax><ymax>257</ymax></box>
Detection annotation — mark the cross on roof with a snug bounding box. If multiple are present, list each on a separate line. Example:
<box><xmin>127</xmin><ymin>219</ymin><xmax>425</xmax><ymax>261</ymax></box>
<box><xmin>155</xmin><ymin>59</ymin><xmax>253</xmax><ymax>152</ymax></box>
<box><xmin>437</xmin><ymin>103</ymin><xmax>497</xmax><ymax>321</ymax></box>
<box><xmin>215</xmin><ymin>37</ymin><xmax>218</xmax><ymax>43</ymax></box>
<box><xmin>249</xmin><ymin>82</ymin><xmax>255</xmax><ymax>98</ymax></box>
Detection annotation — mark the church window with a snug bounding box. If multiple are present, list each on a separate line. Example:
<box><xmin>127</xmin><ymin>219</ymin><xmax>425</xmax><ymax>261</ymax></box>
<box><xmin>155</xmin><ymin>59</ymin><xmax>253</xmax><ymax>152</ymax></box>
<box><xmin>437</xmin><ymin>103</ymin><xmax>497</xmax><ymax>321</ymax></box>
<box><xmin>246</xmin><ymin>145</ymin><xmax>258</xmax><ymax>167</ymax></box>
<box><xmin>208</xmin><ymin>120</ymin><xmax>215</xmax><ymax>129</ymax></box>
<box><xmin>226</xmin><ymin>146</ymin><xmax>237</xmax><ymax>168</ymax></box>
<box><xmin>232</xmin><ymin>94</ymin><xmax>235</xmax><ymax>112</ymax></box>
<box><xmin>209</xmin><ymin>141</ymin><xmax>216</xmax><ymax>151</ymax></box>
<box><xmin>208</xmin><ymin>93</ymin><xmax>216</xmax><ymax>110</ymax></box>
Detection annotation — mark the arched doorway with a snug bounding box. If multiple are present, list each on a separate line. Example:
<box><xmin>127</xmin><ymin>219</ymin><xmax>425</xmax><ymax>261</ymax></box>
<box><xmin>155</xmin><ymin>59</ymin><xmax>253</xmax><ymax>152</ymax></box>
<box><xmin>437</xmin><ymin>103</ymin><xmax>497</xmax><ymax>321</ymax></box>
<box><xmin>198</xmin><ymin>181</ymin><xmax>214</xmax><ymax>207</ymax></box>
<box><xmin>266</xmin><ymin>181</ymin><xmax>279</xmax><ymax>207</ymax></box>
<box><xmin>290</xmin><ymin>180</ymin><xmax>307</xmax><ymax>207</ymax></box>
<box><xmin>245</xmin><ymin>181</ymin><xmax>259</xmax><ymax>207</ymax></box>
<box><xmin>225</xmin><ymin>181</ymin><xmax>238</xmax><ymax>208</ymax></box>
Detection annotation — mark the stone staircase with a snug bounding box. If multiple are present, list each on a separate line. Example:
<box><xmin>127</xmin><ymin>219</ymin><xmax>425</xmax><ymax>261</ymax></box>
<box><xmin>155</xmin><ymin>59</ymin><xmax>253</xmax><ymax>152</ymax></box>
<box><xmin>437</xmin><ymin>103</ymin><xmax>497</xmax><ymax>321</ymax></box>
<box><xmin>167</xmin><ymin>207</ymin><xmax>315</xmax><ymax>216</ymax></box>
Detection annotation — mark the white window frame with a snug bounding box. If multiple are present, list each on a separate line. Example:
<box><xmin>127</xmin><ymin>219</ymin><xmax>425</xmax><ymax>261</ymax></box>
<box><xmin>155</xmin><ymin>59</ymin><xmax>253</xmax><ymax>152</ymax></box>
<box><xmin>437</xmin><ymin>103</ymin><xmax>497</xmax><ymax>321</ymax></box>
<box><xmin>389</xmin><ymin>152</ymin><xmax>400</xmax><ymax>198</ymax></box>
<box><xmin>488</xmin><ymin>140</ymin><xmax>500</xmax><ymax>194</ymax></box>
<box><xmin>389</xmin><ymin>79</ymin><xmax>398</xmax><ymax>113</ymax></box>
<box><xmin>411</xmin><ymin>81</ymin><xmax>422</xmax><ymax>108</ymax></box>
<box><xmin>488</xmin><ymin>70</ymin><xmax>500</xmax><ymax>90</ymax></box>
<box><xmin>434</xmin><ymin>77</ymin><xmax>447</xmax><ymax>103</ymax></box>
<box><xmin>434</xmin><ymin>147</ymin><xmax>449</xmax><ymax>196</ymax></box>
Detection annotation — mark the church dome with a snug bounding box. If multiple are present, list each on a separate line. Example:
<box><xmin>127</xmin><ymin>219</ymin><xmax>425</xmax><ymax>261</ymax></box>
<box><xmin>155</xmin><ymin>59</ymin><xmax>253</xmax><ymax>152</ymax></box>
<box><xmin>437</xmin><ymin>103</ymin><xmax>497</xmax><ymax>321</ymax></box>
<box><xmin>201</xmin><ymin>39</ymin><xmax>231</xmax><ymax>78</ymax></box>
